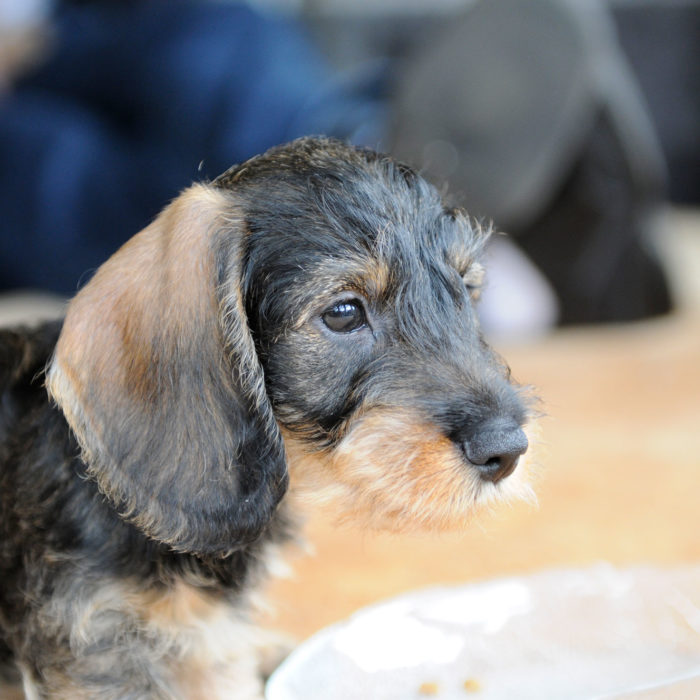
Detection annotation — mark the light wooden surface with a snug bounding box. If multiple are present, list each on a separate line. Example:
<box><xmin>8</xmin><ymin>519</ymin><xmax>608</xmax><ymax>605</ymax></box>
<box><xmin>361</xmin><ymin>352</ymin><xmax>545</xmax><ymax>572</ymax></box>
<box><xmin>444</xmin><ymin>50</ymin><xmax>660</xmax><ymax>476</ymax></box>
<box><xmin>263</xmin><ymin>211</ymin><xmax>700</xmax><ymax>640</ymax></box>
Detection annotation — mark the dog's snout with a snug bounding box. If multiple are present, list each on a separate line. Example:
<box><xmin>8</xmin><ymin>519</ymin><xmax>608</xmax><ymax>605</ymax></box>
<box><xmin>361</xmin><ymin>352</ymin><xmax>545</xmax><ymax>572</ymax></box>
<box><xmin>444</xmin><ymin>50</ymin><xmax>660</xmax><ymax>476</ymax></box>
<box><xmin>462</xmin><ymin>418</ymin><xmax>528</xmax><ymax>483</ymax></box>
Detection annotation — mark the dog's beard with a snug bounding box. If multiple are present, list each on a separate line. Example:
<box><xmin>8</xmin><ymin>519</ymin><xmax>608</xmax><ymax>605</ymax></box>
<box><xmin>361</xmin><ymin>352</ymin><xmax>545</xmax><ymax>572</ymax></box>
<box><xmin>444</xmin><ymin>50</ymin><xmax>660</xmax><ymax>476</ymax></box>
<box><xmin>283</xmin><ymin>409</ymin><xmax>537</xmax><ymax>532</ymax></box>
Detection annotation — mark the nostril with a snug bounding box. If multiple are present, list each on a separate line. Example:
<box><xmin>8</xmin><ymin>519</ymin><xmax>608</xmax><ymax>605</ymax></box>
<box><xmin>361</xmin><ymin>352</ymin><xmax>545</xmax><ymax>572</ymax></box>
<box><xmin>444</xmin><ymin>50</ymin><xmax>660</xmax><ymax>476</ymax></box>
<box><xmin>474</xmin><ymin>451</ymin><xmax>522</xmax><ymax>483</ymax></box>
<box><xmin>462</xmin><ymin>421</ymin><xmax>528</xmax><ymax>484</ymax></box>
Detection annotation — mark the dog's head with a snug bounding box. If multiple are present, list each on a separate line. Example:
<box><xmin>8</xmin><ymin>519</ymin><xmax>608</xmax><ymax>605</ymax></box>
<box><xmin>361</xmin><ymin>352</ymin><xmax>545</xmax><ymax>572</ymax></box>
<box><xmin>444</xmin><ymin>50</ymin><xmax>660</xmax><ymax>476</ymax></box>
<box><xmin>48</xmin><ymin>137</ymin><xmax>532</xmax><ymax>556</ymax></box>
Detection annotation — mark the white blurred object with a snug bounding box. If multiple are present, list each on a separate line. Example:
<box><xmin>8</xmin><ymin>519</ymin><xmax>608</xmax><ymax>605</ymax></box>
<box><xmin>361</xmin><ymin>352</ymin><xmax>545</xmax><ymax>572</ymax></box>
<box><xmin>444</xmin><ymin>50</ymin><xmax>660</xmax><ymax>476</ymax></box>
<box><xmin>0</xmin><ymin>0</ymin><xmax>52</xmax><ymax>91</ymax></box>
<box><xmin>266</xmin><ymin>565</ymin><xmax>700</xmax><ymax>700</ymax></box>
<box><xmin>0</xmin><ymin>0</ymin><xmax>51</xmax><ymax>30</ymax></box>
<box><xmin>478</xmin><ymin>235</ymin><xmax>559</xmax><ymax>342</ymax></box>
<box><xmin>0</xmin><ymin>292</ymin><xmax>65</xmax><ymax>327</ymax></box>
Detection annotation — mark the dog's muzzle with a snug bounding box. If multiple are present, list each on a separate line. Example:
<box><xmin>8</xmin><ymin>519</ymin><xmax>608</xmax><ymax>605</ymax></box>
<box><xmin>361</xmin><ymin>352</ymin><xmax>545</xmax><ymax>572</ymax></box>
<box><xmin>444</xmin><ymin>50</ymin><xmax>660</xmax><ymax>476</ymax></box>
<box><xmin>460</xmin><ymin>416</ymin><xmax>529</xmax><ymax>483</ymax></box>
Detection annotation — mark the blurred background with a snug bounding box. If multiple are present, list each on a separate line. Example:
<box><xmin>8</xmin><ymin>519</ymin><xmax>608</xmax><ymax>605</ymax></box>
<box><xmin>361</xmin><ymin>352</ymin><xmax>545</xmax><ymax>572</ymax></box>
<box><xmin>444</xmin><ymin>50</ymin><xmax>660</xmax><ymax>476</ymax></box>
<box><xmin>0</xmin><ymin>0</ymin><xmax>698</xmax><ymax>649</ymax></box>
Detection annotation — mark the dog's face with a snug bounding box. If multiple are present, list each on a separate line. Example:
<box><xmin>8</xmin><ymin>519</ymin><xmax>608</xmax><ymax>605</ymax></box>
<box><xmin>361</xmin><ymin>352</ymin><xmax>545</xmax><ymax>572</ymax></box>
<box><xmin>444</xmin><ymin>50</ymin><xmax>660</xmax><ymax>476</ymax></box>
<box><xmin>228</xmin><ymin>140</ymin><xmax>532</xmax><ymax>530</ymax></box>
<box><xmin>48</xmin><ymin>138</ymin><xmax>532</xmax><ymax>556</ymax></box>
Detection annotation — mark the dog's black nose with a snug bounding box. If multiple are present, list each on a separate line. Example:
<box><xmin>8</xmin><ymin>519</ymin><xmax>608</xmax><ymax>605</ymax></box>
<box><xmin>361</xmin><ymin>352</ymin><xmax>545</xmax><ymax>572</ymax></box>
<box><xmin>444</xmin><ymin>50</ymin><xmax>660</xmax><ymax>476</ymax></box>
<box><xmin>462</xmin><ymin>418</ymin><xmax>528</xmax><ymax>483</ymax></box>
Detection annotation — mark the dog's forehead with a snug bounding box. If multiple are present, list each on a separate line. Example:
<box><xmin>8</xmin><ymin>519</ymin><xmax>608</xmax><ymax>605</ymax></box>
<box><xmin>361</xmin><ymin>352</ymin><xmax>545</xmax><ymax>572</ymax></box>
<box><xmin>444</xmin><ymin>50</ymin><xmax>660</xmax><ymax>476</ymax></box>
<box><xmin>229</xmin><ymin>139</ymin><xmax>485</xmax><ymax>291</ymax></box>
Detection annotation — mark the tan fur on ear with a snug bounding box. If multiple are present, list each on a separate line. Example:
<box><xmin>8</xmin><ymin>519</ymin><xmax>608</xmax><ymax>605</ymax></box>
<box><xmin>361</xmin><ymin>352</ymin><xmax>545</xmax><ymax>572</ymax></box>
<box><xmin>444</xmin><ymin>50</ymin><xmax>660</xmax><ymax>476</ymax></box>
<box><xmin>49</xmin><ymin>185</ymin><xmax>225</xmax><ymax>439</ymax></box>
<box><xmin>47</xmin><ymin>185</ymin><xmax>287</xmax><ymax>554</ymax></box>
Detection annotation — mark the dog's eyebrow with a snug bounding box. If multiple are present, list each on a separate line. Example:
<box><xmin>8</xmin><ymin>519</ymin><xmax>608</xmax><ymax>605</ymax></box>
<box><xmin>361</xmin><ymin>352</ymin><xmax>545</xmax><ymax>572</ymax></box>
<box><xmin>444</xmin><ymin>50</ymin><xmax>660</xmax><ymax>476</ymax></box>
<box><xmin>320</xmin><ymin>259</ymin><xmax>389</xmax><ymax>298</ymax></box>
<box><xmin>440</xmin><ymin>211</ymin><xmax>491</xmax><ymax>272</ymax></box>
<box><xmin>284</xmin><ymin>256</ymin><xmax>391</xmax><ymax>328</ymax></box>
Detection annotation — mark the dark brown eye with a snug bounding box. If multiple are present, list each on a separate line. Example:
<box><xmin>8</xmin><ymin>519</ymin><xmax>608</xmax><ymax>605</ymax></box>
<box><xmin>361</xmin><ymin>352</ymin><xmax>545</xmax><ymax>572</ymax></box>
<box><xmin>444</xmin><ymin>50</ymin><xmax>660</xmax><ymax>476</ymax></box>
<box><xmin>322</xmin><ymin>300</ymin><xmax>367</xmax><ymax>333</ymax></box>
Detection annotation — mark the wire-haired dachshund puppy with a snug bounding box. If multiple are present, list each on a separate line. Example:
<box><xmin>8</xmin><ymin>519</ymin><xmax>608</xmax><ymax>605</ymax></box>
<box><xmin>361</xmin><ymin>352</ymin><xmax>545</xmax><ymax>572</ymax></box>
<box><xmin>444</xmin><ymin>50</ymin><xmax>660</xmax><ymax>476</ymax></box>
<box><xmin>0</xmin><ymin>137</ymin><xmax>533</xmax><ymax>699</ymax></box>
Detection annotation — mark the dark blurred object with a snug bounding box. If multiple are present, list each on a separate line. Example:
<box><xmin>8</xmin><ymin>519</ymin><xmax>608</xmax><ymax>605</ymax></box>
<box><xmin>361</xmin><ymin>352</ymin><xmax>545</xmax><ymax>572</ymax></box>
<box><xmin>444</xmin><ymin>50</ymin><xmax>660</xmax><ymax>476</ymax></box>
<box><xmin>516</xmin><ymin>111</ymin><xmax>672</xmax><ymax>324</ymax></box>
<box><xmin>390</xmin><ymin>0</ymin><xmax>672</xmax><ymax>325</ymax></box>
<box><xmin>0</xmin><ymin>0</ymin><xmax>383</xmax><ymax>294</ymax></box>
<box><xmin>612</xmin><ymin>1</ymin><xmax>700</xmax><ymax>205</ymax></box>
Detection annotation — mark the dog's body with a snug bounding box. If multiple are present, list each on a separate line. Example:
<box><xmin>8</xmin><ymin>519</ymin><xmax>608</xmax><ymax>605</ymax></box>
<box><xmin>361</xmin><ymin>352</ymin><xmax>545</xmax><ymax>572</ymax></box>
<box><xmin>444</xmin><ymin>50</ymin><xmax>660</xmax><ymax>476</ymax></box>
<box><xmin>0</xmin><ymin>138</ymin><xmax>532</xmax><ymax>698</ymax></box>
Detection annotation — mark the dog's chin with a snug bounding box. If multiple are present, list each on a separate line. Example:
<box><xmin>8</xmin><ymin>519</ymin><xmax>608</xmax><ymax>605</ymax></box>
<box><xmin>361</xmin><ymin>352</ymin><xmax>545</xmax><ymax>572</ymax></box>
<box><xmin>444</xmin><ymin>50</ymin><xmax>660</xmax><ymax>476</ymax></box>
<box><xmin>283</xmin><ymin>410</ymin><xmax>537</xmax><ymax>534</ymax></box>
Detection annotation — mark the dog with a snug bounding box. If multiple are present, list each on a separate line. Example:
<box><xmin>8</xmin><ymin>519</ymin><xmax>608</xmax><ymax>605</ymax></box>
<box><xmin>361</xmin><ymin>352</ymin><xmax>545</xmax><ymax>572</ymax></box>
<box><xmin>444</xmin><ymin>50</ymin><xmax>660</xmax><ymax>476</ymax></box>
<box><xmin>0</xmin><ymin>137</ymin><xmax>532</xmax><ymax>699</ymax></box>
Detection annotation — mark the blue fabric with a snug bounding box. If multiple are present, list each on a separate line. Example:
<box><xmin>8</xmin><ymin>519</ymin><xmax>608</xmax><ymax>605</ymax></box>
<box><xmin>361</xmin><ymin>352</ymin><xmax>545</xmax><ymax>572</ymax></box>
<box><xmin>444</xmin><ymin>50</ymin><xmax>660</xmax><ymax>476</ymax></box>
<box><xmin>0</xmin><ymin>0</ymin><xmax>384</xmax><ymax>293</ymax></box>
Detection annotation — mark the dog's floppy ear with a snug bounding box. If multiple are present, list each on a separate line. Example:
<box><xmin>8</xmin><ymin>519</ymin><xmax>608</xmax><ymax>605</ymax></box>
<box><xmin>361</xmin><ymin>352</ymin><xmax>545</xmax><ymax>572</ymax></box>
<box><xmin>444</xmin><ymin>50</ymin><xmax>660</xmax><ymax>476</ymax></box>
<box><xmin>47</xmin><ymin>184</ymin><xmax>287</xmax><ymax>555</ymax></box>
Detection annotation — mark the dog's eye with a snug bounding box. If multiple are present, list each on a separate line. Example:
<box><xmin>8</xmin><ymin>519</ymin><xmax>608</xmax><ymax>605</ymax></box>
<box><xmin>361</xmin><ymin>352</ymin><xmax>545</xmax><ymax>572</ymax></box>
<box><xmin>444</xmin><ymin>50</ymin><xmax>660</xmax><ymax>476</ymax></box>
<box><xmin>465</xmin><ymin>282</ymin><xmax>482</xmax><ymax>301</ymax></box>
<box><xmin>322</xmin><ymin>300</ymin><xmax>367</xmax><ymax>333</ymax></box>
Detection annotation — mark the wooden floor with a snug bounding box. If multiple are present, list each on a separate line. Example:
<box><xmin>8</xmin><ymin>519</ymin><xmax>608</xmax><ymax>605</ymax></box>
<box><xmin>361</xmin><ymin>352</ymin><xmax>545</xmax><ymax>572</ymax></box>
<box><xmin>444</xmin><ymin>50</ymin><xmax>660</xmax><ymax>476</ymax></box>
<box><xmin>263</xmin><ymin>210</ymin><xmax>700</xmax><ymax>641</ymax></box>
